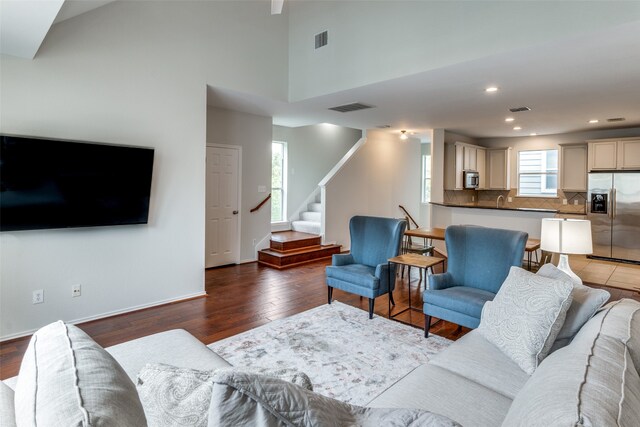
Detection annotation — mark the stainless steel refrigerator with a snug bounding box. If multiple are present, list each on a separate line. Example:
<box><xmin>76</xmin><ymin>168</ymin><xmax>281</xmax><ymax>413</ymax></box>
<box><xmin>587</xmin><ymin>172</ymin><xmax>640</xmax><ymax>263</ymax></box>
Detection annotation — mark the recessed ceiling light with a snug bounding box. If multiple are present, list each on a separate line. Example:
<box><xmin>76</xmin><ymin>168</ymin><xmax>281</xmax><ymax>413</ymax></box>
<box><xmin>505</xmin><ymin>117</ymin><xmax>515</xmax><ymax>122</ymax></box>
<box><xmin>588</xmin><ymin>119</ymin><xmax>599</xmax><ymax>124</ymax></box>
<box><xmin>530</xmin><ymin>133</ymin><xmax>537</xmax><ymax>136</ymax></box>
<box><xmin>513</xmin><ymin>126</ymin><xmax>522</xmax><ymax>130</ymax></box>
<box><xmin>485</xmin><ymin>86</ymin><xmax>499</xmax><ymax>93</ymax></box>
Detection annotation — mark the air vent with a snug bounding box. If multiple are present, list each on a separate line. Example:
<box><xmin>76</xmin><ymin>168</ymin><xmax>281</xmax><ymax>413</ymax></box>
<box><xmin>509</xmin><ymin>106</ymin><xmax>531</xmax><ymax>112</ymax></box>
<box><xmin>607</xmin><ymin>117</ymin><xmax>626</xmax><ymax>122</ymax></box>
<box><xmin>328</xmin><ymin>102</ymin><xmax>374</xmax><ymax>113</ymax></box>
<box><xmin>376</xmin><ymin>124</ymin><xmax>391</xmax><ymax>128</ymax></box>
<box><xmin>315</xmin><ymin>31</ymin><xmax>328</xmax><ymax>49</ymax></box>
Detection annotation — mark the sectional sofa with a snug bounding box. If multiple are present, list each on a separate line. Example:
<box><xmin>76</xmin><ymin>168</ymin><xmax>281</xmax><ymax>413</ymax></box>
<box><xmin>2</xmin><ymin>294</ymin><xmax>639</xmax><ymax>426</ymax></box>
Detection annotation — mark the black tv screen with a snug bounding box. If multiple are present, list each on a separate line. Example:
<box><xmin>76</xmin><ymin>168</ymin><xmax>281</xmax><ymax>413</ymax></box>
<box><xmin>0</xmin><ymin>135</ymin><xmax>154</xmax><ymax>232</ymax></box>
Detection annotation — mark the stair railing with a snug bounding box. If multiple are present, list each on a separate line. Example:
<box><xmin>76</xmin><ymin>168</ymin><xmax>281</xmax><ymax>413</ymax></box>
<box><xmin>398</xmin><ymin>205</ymin><xmax>419</xmax><ymax>229</ymax></box>
<box><xmin>250</xmin><ymin>193</ymin><xmax>271</xmax><ymax>213</ymax></box>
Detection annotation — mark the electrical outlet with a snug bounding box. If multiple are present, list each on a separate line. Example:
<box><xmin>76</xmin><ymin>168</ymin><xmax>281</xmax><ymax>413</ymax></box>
<box><xmin>252</xmin><ymin>239</ymin><xmax>257</xmax><ymax>246</ymax></box>
<box><xmin>563</xmin><ymin>199</ymin><xmax>568</xmax><ymax>205</ymax></box>
<box><xmin>33</xmin><ymin>290</ymin><xmax>44</xmax><ymax>304</ymax></box>
<box><xmin>508</xmin><ymin>197</ymin><xmax>513</xmax><ymax>203</ymax></box>
<box><xmin>574</xmin><ymin>200</ymin><xmax>579</xmax><ymax>205</ymax></box>
<box><xmin>471</xmin><ymin>196</ymin><xmax>475</xmax><ymax>202</ymax></box>
<box><xmin>258</xmin><ymin>185</ymin><xmax>266</xmax><ymax>193</ymax></box>
<box><xmin>72</xmin><ymin>284</ymin><xmax>81</xmax><ymax>298</ymax></box>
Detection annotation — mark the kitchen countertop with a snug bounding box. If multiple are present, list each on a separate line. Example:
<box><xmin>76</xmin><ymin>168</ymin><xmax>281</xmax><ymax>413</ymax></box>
<box><xmin>430</xmin><ymin>202</ymin><xmax>582</xmax><ymax>214</ymax></box>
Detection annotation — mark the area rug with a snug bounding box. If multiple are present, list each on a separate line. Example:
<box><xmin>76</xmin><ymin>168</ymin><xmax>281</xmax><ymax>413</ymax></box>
<box><xmin>208</xmin><ymin>301</ymin><xmax>451</xmax><ymax>405</ymax></box>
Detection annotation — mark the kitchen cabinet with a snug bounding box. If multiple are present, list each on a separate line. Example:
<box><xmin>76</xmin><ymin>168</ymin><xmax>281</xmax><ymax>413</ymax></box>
<box><xmin>587</xmin><ymin>137</ymin><xmax>640</xmax><ymax>171</ymax></box>
<box><xmin>618</xmin><ymin>139</ymin><xmax>640</xmax><ymax>169</ymax></box>
<box><xmin>463</xmin><ymin>145</ymin><xmax>477</xmax><ymax>170</ymax></box>
<box><xmin>560</xmin><ymin>143</ymin><xmax>587</xmax><ymax>191</ymax></box>
<box><xmin>477</xmin><ymin>148</ymin><xmax>486</xmax><ymax>189</ymax></box>
<box><xmin>444</xmin><ymin>143</ymin><xmax>464</xmax><ymax>190</ymax></box>
<box><xmin>486</xmin><ymin>148</ymin><xmax>512</xmax><ymax>190</ymax></box>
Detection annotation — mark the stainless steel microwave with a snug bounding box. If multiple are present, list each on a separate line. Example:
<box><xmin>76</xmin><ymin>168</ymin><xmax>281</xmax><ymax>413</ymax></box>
<box><xmin>464</xmin><ymin>171</ymin><xmax>479</xmax><ymax>189</ymax></box>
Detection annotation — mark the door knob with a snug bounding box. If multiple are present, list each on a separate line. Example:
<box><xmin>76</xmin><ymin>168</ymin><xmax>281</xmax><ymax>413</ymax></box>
<box><xmin>233</xmin><ymin>210</ymin><xmax>238</xmax><ymax>215</ymax></box>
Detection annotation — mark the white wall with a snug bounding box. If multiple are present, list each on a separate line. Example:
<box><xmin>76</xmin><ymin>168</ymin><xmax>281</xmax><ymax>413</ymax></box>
<box><xmin>323</xmin><ymin>131</ymin><xmax>421</xmax><ymax>249</ymax></box>
<box><xmin>479</xmin><ymin>127</ymin><xmax>640</xmax><ymax>186</ymax></box>
<box><xmin>273</xmin><ymin>123</ymin><xmax>362</xmax><ymax>219</ymax></box>
<box><xmin>207</xmin><ymin>107</ymin><xmax>273</xmax><ymax>262</ymax></box>
<box><xmin>288</xmin><ymin>1</ymin><xmax>640</xmax><ymax>101</ymax></box>
<box><xmin>0</xmin><ymin>1</ymin><xmax>289</xmax><ymax>340</ymax></box>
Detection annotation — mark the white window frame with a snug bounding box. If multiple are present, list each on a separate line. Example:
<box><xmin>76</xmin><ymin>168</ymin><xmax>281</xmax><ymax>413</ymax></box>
<box><xmin>517</xmin><ymin>149</ymin><xmax>558</xmax><ymax>197</ymax></box>
<box><xmin>271</xmin><ymin>141</ymin><xmax>287</xmax><ymax>223</ymax></box>
<box><xmin>421</xmin><ymin>154</ymin><xmax>431</xmax><ymax>203</ymax></box>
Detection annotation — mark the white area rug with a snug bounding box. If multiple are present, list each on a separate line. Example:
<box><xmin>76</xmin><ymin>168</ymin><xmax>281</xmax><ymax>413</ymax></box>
<box><xmin>208</xmin><ymin>301</ymin><xmax>451</xmax><ymax>405</ymax></box>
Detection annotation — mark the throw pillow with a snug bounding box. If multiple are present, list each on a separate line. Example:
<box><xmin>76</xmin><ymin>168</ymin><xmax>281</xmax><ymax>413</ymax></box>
<box><xmin>536</xmin><ymin>263</ymin><xmax>610</xmax><ymax>352</ymax></box>
<box><xmin>136</xmin><ymin>364</ymin><xmax>314</xmax><ymax>427</ymax></box>
<box><xmin>208</xmin><ymin>370</ymin><xmax>462</xmax><ymax>427</ymax></box>
<box><xmin>478</xmin><ymin>266</ymin><xmax>573</xmax><ymax>375</ymax></box>
<box><xmin>14</xmin><ymin>321</ymin><xmax>147</xmax><ymax>427</ymax></box>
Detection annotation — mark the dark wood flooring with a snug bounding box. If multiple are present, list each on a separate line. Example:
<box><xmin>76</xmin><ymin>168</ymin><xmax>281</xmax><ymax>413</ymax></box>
<box><xmin>1</xmin><ymin>259</ymin><xmax>639</xmax><ymax>380</ymax></box>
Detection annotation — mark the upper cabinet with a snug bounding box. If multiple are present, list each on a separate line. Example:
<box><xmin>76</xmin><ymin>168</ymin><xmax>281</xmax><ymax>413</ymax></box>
<box><xmin>587</xmin><ymin>137</ymin><xmax>640</xmax><ymax>171</ymax></box>
<box><xmin>486</xmin><ymin>147</ymin><xmax>512</xmax><ymax>190</ymax></box>
<box><xmin>560</xmin><ymin>143</ymin><xmax>587</xmax><ymax>191</ymax></box>
<box><xmin>444</xmin><ymin>142</ymin><xmax>486</xmax><ymax>190</ymax></box>
<box><xmin>477</xmin><ymin>147</ymin><xmax>486</xmax><ymax>189</ymax></box>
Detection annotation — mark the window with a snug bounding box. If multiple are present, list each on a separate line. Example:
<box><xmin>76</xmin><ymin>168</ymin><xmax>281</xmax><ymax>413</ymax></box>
<box><xmin>422</xmin><ymin>154</ymin><xmax>431</xmax><ymax>203</ymax></box>
<box><xmin>271</xmin><ymin>141</ymin><xmax>287</xmax><ymax>222</ymax></box>
<box><xmin>518</xmin><ymin>149</ymin><xmax>558</xmax><ymax>197</ymax></box>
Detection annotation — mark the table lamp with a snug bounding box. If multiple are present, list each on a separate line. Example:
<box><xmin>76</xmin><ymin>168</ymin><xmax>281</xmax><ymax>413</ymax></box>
<box><xmin>540</xmin><ymin>218</ymin><xmax>593</xmax><ymax>285</ymax></box>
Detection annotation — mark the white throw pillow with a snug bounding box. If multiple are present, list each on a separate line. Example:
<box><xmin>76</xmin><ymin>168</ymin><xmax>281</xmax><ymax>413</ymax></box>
<box><xmin>14</xmin><ymin>321</ymin><xmax>147</xmax><ymax>427</ymax></box>
<box><xmin>208</xmin><ymin>370</ymin><xmax>462</xmax><ymax>427</ymax></box>
<box><xmin>536</xmin><ymin>264</ymin><xmax>610</xmax><ymax>352</ymax></box>
<box><xmin>478</xmin><ymin>266</ymin><xmax>573</xmax><ymax>375</ymax></box>
<box><xmin>136</xmin><ymin>364</ymin><xmax>314</xmax><ymax>427</ymax></box>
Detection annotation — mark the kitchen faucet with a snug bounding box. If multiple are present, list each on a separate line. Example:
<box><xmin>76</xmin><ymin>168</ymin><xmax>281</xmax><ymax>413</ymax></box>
<box><xmin>496</xmin><ymin>195</ymin><xmax>505</xmax><ymax>208</ymax></box>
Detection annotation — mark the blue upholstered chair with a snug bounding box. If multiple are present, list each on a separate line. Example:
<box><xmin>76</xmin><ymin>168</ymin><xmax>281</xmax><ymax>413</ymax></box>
<box><xmin>423</xmin><ymin>225</ymin><xmax>528</xmax><ymax>337</ymax></box>
<box><xmin>326</xmin><ymin>216</ymin><xmax>407</xmax><ymax>319</ymax></box>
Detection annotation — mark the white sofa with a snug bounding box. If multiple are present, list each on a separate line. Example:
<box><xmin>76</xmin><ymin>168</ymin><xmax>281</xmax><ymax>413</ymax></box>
<box><xmin>2</xmin><ymin>298</ymin><xmax>639</xmax><ymax>426</ymax></box>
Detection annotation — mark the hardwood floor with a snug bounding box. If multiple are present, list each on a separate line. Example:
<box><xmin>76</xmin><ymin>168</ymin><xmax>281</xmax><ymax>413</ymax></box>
<box><xmin>1</xmin><ymin>258</ymin><xmax>639</xmax><ymax>380</ymax></box>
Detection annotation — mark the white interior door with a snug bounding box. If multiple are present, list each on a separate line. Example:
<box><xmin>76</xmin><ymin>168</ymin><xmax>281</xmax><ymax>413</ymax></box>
<box><xmin>206</xmin><ymin>145</ymin><xmax>240</xmax><ymax>268</ymax></box>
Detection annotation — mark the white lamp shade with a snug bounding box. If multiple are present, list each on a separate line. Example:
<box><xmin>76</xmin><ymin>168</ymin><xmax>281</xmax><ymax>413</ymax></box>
<box><xmin>540</xmin><ymin>218</ymin><xmax>593</xmax><ymax>255</ymax></box>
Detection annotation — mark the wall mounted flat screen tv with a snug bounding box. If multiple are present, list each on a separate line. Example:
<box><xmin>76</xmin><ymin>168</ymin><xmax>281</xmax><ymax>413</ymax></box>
<box><xmin>0</xmin><ymin>135</ymin><xmax>154</xmax><ymax>232</ymax></box>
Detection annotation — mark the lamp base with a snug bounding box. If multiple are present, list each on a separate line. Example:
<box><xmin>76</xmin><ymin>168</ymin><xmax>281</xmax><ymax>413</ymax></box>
<box><xmin>557</xmin><ymin>253</ymin><xmax>582</xmax><ymax>285</ymax></box>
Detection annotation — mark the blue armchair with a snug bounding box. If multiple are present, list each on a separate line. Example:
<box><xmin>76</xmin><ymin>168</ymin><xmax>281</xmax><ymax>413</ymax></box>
<box><xmin>326</xmin><ymin>216</ymin><xmax>407</xmax><ymax>319</ymax></box>
<box><xmin>423</xmin><ymin>225</ymin><xmax>528</xmax><ymax>337</ymax></box>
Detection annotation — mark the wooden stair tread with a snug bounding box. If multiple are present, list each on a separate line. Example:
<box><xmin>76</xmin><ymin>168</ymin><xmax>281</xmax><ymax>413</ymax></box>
<box><xmin>270</xmin><ymin>231</ymin><xmax>320</xmax><ymax>243</ymax></box>
<box><xmin>260</xmin><ymin>245</ymin><xmax>339</xmax><ymax>258</ymax></box>
<box><xmin>258</xmin><ymin>244</ymin><xmax>341</xmax><ymax>270</ymax></box>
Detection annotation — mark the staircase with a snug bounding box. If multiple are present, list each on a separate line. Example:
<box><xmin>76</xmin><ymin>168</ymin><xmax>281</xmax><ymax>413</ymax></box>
<box><xmin>258</xmin><ymin>231</ymin><xmax>340</xmax><ymax>269</ymax></box>
<box><xmin>291</xmin><ymin>198</ymin><xmax>322</xmax><ymax>235</ymax></box>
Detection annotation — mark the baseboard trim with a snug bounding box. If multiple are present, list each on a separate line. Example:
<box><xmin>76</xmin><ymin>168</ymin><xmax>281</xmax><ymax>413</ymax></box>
<box><xmin>0</xmin><ymin>291</ymin><xmax>207</xmax><ymax>343</ymax></box>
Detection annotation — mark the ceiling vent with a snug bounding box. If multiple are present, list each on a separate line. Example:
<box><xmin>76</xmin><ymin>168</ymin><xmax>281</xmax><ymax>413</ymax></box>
<box><xmin>315</xmin><ymin>31</ymin><xmax>328</xmax><ymax>49</ymax></box>
<box><xmin>328</xmin><ymin>102</ymin><xmax>374</xmax><ymax>113</ymax></box>
<box><xmin>509</xmin><ymin>106</ymin><xmax>531</xmax><ymax>113</ymax></box>
<box><xmin>607</xmin><ymin>117</ymin><xmax>626</xmax><ymax>122</ymax></box>
<box><xmin>376</xmin><ymin>125</ymin><xmax>391</xmax><ymax>128</ymax></box>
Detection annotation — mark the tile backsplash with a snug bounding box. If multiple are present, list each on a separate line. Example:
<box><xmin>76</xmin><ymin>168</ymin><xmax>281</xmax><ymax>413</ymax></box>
<box><xmin>444</xmin><ymin>189</ymin><xmax>586</xmax><ymax>214</ymax></box>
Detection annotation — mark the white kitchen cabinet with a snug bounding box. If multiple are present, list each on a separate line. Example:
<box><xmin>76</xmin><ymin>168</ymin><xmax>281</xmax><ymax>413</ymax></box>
<box><xmin>560</xmin><ymin>143</ymin><xmax>587</xmax><ymax>191</ymax></box>
<box><xmin>617</xmin><ymin>139</ymin><xmax>640</xmax><ymax>169</ymax></box>
<box><xmin>587</xmin><ymin>137</ymin><xmax>640</xmax><ymax>171</ymax></box>
<box><xmin>477</xmin><ymin>148</ymin><xmax>486</xmax><ymax>189</ymax></box>
<box><xmin>588</xmin><ymin>141</ymin><xmax>617</xmax><ymax>170</ymax></box>
<box><xmin>486</xmin><ymin>148</ymin><xmax>511</xmax><ymax>190</ymax></box>
<box><xmin>463</xmin><ymin>145</ymin><xmax>477</xmax><ymax>171</ymax></box>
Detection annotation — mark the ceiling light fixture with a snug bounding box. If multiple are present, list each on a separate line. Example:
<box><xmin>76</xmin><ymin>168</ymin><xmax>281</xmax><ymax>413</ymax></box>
<box><xmin>513</xmin><ymin>126</ymin><xmax>522</xmax><ymax>131</ymax></box>
<box><xmin>505</xmin><ymin>117</ymin><xmax>515</xmax><ymax>122</ymax></box>
<box><xmin>400</xmin><ymin>130</ymin><xmax>408</xmax><ymax>140</ymax></box>
<box><xmin>485</xmin><ymin>86</ymin><xmax>499</xmax><ymax>93</ymax></box>
<box><xmin>588</xmin><ymin>119</ymin><xmax>599</xmax><ymax>124</ymax></box>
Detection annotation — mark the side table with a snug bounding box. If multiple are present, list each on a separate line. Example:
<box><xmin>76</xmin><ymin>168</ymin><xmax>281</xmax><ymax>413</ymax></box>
<box><xmin>387</xmin><ymin>254</ymin><xmax>446</xmax><ymax>323</ymax></box>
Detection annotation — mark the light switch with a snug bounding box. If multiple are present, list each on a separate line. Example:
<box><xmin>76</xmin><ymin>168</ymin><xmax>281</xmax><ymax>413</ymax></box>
<box><xmin>258</xmin><ymin>185</ymin><xmax>266</xmax><ymax>193</ymax></box>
